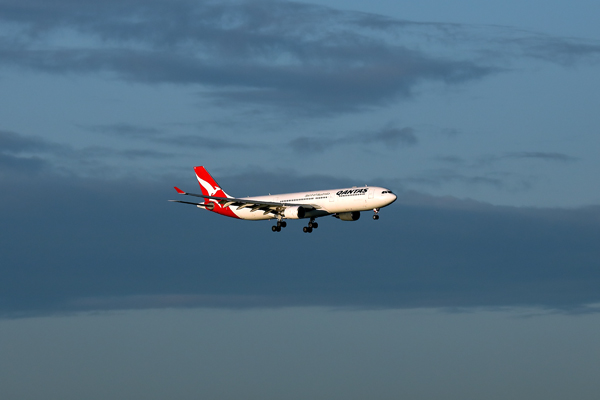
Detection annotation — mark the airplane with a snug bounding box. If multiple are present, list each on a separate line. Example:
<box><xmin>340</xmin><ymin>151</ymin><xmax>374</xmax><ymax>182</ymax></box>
<box><xmin>169</xmin><ymin>166</ymin><xmax>397</xmax><ymax>233</ymax></box>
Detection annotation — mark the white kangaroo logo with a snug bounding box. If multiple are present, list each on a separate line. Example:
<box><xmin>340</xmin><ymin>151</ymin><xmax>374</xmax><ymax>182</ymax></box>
<box><xmin>197</xmin><ymin>176</ymin><xmax>221</xmax><ymax>196</ymax></box>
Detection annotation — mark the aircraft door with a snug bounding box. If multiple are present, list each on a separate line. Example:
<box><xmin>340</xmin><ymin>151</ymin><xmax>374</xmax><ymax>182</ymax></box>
<box><xmin>329</xmin><ymin>192</ymin><xmax>335</xmax><ymax>202</ymax></box>
<box><xmin>368</xmin><ymin>188</ymin><xmax>374</xmax><ymax>199</ymax></box>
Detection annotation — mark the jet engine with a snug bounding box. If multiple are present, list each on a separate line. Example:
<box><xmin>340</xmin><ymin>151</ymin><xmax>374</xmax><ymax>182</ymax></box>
<box><xmin>204</xmin><ymin>202</ymin><xmax>215</xmax><ymax>211</ymax></box>
<box><xmin>283</xmin><ymin>206</ymin><xmax>306</xmax><ymax>219</ymax></box>
<box><xmin>336</xmin><ymin>211</ymin><xmax>360</xmax><ymax>221</ymax></box>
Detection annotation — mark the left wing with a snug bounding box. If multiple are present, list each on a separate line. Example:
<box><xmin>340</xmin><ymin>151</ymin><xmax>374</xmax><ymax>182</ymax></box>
<box><xmin>170</xmin><ymin>187</ymin><xmax>321</xmax><ymax>216</ymax></box>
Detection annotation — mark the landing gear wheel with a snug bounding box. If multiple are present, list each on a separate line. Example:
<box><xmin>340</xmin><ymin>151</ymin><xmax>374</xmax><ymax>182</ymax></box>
<box><xmin>373</xmin><ymin>208</ymin><xmax>380</xmax><ymax>220</ymax></box>
<box><xmin>303</xmin><ymin>226</ymin><xmax>308</xmax><ymax>233</ymax></box>
<box><xmin>281</xmin><ymin>221</ymin><xmax>287</xmax><ymax>228</ymax></box>
<box><xmin>272</xmin><ymin>225</ymin><xmax>278</xmax><ymax>232</ymax></box>
<box><xmin>276</xmin><ymin>226</ymin><xmax>281</xmax><ymax>232</ymax></box>
<box><xmin>307</xmin><ymin>227</ymin><xmax>313</xmax><ymax>233</ymax></box>
<box><xmin>312</xmin><ymin>222</ymin><xmax>318</xmax><ymax>229</ymax></box>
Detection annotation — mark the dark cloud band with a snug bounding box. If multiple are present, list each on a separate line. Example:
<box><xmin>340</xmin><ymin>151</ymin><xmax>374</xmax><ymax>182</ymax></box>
<box><xmin>1</xmin><ymin>170</ymin><xmax>599</xmax><ymax>317</ymax></box>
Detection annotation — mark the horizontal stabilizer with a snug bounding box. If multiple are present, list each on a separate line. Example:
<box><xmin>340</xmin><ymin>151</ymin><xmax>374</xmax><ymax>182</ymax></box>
<box><xmin>168</xmin><ymin>199</ymin><xmax>206</xmax><ymax>208</ymax></box>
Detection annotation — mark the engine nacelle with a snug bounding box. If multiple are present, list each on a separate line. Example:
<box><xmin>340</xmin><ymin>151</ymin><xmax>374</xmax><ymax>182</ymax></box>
<box><xmin>283</xmin><ymin>206</ymin><xmax>306</xmax><ymax>219</ymax></box>
<box><xmin>337</xmin><ymin>211</ymin><xmax>360</xmax><ymax>221</ymax></box>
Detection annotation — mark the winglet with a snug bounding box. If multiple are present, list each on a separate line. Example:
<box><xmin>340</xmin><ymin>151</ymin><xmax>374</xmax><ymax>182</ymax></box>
<box><xmin>174</xmin><ymin>186</ymin><xmax>185</xmax><ymax>194</ymax></box>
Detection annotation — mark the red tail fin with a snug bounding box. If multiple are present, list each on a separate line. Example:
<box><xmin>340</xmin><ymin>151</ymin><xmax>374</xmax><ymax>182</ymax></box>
<box><xmin>193</xmin><ymin>166</ymin><xmax>238</xmax><ymax>219</ymax></box>
<box><xmin>193</xmin><ymin>166</ymin><xmax>231</xmax><ymax>199</ymax></box>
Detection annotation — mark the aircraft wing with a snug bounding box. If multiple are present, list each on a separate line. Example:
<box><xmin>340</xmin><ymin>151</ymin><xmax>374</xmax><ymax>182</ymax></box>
<box><xmin>171</xmin><ymin>187</ymin><xmax>321</xmax><ymax>215</ymax></box>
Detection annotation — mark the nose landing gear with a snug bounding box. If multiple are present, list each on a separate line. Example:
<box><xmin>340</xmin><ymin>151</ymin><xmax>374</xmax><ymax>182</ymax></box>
<box><xmin>373</xmin><ymin>208</ymin><xmax>380</xmax><ymax>220</ymax></box>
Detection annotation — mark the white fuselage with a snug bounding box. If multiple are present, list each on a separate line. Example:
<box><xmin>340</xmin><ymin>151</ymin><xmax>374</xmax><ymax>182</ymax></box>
<box><xmin>229</xmin><ymin>186</ymin><xmax>396</xmax><ymax>220</ymax></box>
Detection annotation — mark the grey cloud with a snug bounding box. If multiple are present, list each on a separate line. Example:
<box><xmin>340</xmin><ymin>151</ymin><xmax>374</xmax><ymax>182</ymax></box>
<box><xmin>5</xmin><ymin>1</ymin><xmax>594</xmax><ymax>118</ymax></box>
<box><xmin>82</xmin><ymin>123</ymin><xmax>253</xmax><ymax>150</ymax></box>
<box><xmin>506</xmin><ymin>36</ymin><xmax>600</xmax><ymax>65</ymax></box>
<box><xmin>0</xmin><ymin>130</ymin><xmax>175</xmax><ymax>177</ymax></box>
<box><xmin>505</xmin><ymin>151</ymin><xmax>578</xmax><ymax>162</ymax></box>
<box><xmin>399</xmin><ymin>168</ymin><xmax>534</xmax><ymax>192</ymax></box>
<box><xmin>6</xmin><ymin>0</ymin><xmax>574</xmax><ymax>115</ymax></box>
<box><xmin>433</xmin><ymin>151</ymin><xmax>577</xmax><ymax>173</ymax></box>
<box><xmin>471</xmin><ymin>152</ymin><xmax>578</xmax><ymax>168</ymax></box>
<box><xmin>0</xmin><ymin>129</ymin><xmax>65</xmax><ymax>154</ymax></box>
<box><xmin>405</xmin><ymin>170</ymin><xmax>507</xmax><ymax>189</ymax></box>
<box><xmin>2</xmin><ymin>169</ymin><xmax>600</xmax><ymax>317</ymax></box>
<box><xmin>0</xmin><ymin>130</ymin><xmax>64</xmax><ymax>174</ymax></box>
<box><xmin>440</xmin><ymin>128</ymin><xmax>460</xmax><ymax>137</ymax></box>
<box><xmin>290</xmin><ymin>125</ymin><xmax>417</xmax><ymax>153</ymax></box>
<box><xmin>289</xmin><ymin>136</ymin><xmax>331</xmax><ymax>153</ymax></box>
<box><xmin>83</xmin><ymin>124</ymin><xmax>164</xmax><ymax>139</ymax></box>
<box><xmin>80</xmin><ymin>146</ymin><xmax>174</xmax><ymax>160</ymax></box>
<box><xmin>362</xmin><ymin>127</ymin><xmax>417</xmax><ymax>147</ymax></box>
<box><xmin>434</xmin><ymin>155</ymin><xmax>465</xmax><ymax>165</ymax></box>
<box><xmin>161</xmin><ymin>135</ymin><xmax>255</xmax><ymax>150</ymax></box>
<box><xmin>0</xmin><ymin>153</ymin><xmax>47</xmax><ymax>174</ymax></box>
<box><xmin>422</xmin><ymin>151</ymin><xmax>577</xmax><ymax>191</ymax></box>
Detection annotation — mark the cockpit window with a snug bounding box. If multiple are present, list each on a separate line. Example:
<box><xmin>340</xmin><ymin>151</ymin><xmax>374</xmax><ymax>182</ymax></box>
<box><xmin>381</xmin><ymin>190</ymin><xmax>393</xmax><ymax>194</ymax></box>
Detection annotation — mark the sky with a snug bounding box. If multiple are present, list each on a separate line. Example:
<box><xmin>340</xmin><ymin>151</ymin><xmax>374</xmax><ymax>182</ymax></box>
<box><xmin>1</xmin><ymin>0</ymin><xmax>600</xmax><ymax>399</ymax></box>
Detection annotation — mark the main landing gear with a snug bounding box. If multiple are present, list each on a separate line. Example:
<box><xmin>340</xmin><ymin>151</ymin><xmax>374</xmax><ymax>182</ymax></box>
<box><xmin>271</xmin><ymin>220</ymin><xmax>287</xmax><ymax>232</ymax></box>
<box><xmin>303</xmin><ymin>219</ymin><xmax>318</xmax><ymax>233</ymax></box>
<box><xmin>373</xmin><ymin>208</ymin><xmax>380</xmax><ymax>220</ymax></box>
<box><xmin>271</xmin><ymin>219</ymin><xmax>320</xmax><ymax>233</ymax></box>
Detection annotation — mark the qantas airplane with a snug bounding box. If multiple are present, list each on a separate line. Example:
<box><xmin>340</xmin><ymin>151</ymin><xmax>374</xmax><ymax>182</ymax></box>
<box><xmin>170</xmin><ymin>166</ymin><xmax>397</xmax><ymax>233</ymax></box>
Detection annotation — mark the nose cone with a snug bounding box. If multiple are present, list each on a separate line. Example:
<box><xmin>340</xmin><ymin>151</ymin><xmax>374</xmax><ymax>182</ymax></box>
<box><xmin>391</xmin><ymin>193</ymin><xmax>397</xmax><ymax>203</ymax></box>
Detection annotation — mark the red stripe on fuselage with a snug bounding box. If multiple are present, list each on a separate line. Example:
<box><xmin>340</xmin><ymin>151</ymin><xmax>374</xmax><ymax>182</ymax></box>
<box><xmin>208</xmin><ymin>199</ymin><xmax>240</xmax><ymax>219</ymax></box>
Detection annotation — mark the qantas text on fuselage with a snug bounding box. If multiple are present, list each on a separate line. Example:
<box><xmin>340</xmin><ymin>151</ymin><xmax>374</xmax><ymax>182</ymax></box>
<box><xmin>170</xmin><ymin>166</ymin><xmax>397</xmax><ymax>233</ymax></box>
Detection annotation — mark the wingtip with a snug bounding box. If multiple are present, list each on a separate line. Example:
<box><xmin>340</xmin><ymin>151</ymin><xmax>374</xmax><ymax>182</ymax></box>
<box><xmin>174</xmin><ymin>186</ymin><xmax>185</xmax><ymax>194</ymax></box>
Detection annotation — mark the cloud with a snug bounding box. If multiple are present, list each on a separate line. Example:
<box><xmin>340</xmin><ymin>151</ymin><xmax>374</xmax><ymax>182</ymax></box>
<box><xmin>82</xmin><ymin>124</ymin><xmax>256</xmax><ymax>150</ymax></box>
<box><xmin>2</xmin><ymin>169</ymin><xmax>599</xmax><ymax>317</ymax></box>
<box><xmin>82</xmin><ymin>124</ymin><xmax>164</xmax><ymax>139</ymax></box>
<box><xmin>402</xmin><ymin>169</ymin><xmax>513</xmax><ymax>189</ymax></box>
<box><xmin>289</xmin><ymin>136</ymin><xmax>331</xmax><ymax>153</ymax></box>
<box><xmin>425</xmin><ymin>151</ymin><xmax>578</xmax><ymax>189</ymax></box>
<box><xmin>362</xmin><ymin>126</ymin><xmax>417</xmax><ymax>147</ymax></box>
<box><xmin>0</xmin><ymin>129</ymin><xmax>63</xmax><ymax>175</ymax></box>
<box><xmin>0</xmin><ymin>152</ymin><xmax>47</xmax><ymax>174</ymax></box>
<box><xmin>80</xmin><ymin>146</ymin><xmax>174</xmax><ymax>160</ymax></box>
<box><xmin>289</xmin><ymin>125</ymin><xmax>417</xmax><ymax>153</ymax></box>
<box><xmin>0</xmin><ymin>129</ymin><xmax>65</xmax><ymax>154</ymax></box>
<box><xmin>3</xmin><ymin>0</ymin><xmax>597</xmax><ymax>115</ymax></box>
<box><xmin>434</xmin><ymin>155</ymin><xmax>465</xmax><ymax>165</ymax></box>
<box><xmin>161</xmin><ymin>135</ymin><xmax>255</xmax><ymax>150</ymax></box>
<box><xmin>505</xmin><ymin>36</ymin><xmax>600</xmax><ymax>66</ymax></box>
<box><xmin>504</xmin><ymin>151</ymin><xmax>578</xmax><ymax>162</ymax></box>
<box><xmin>0</xmin><ymin>130</ymin><xmax>176</xmax><ymax>178</ymax></box>
<box><xmin>0</xmin><ymin>0</ymin><xmax>492</xmax><ymax>117</ymax></box>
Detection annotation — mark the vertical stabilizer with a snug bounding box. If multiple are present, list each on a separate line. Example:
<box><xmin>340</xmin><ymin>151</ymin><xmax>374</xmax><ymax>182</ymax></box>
<box><xmin>193</xmin><ymin>166</ymin><xmax>238</xmax><ymax>218</ymax></box>
<box><xmin>193</xmin><ymin>166</ymin><xmax>232</xmax><ymax>199</ymax></box>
